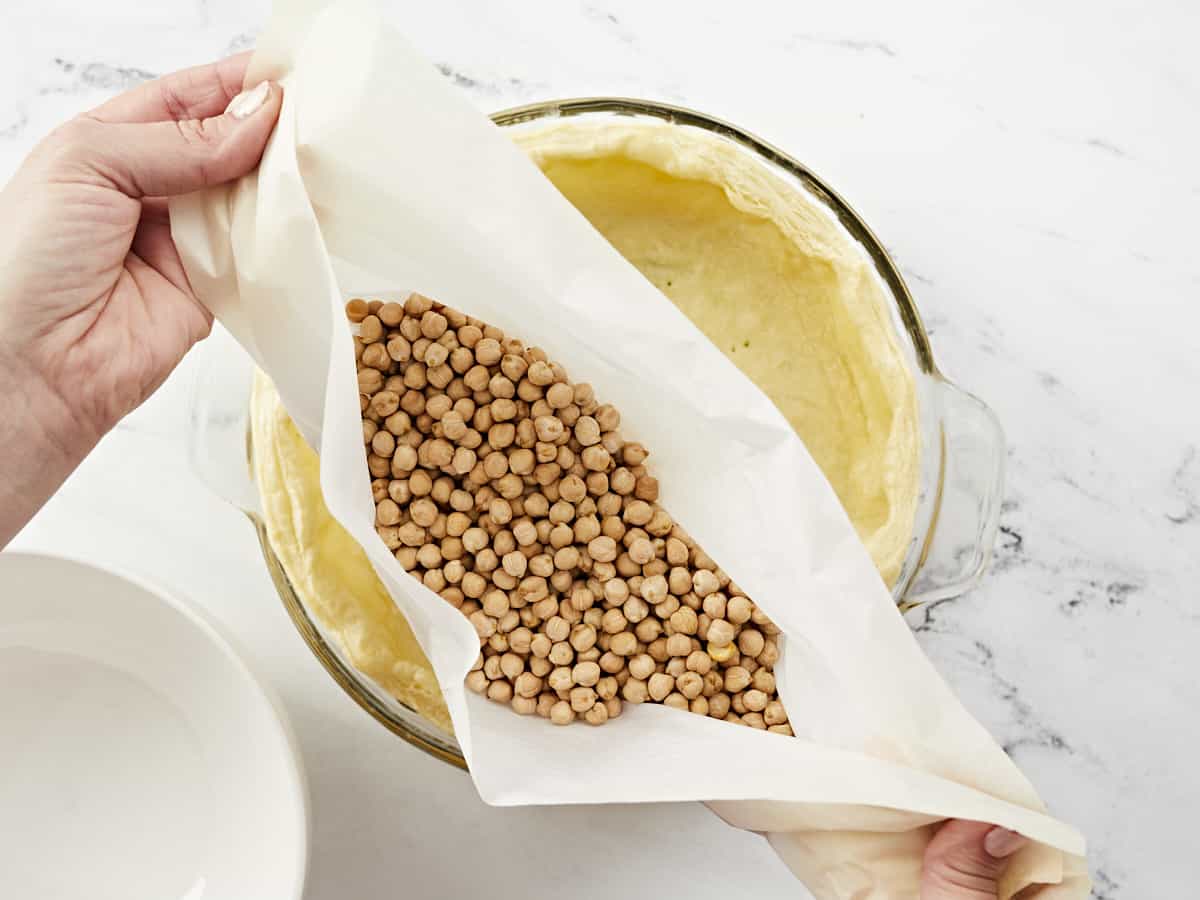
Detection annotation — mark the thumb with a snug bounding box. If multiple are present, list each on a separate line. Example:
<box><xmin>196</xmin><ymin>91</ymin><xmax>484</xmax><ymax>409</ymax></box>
<box><xmin>921</xmin><ymin>820</ymin><xmax>1028</xmax><ymax>899</ymax></box>
<box><xmin>60</xmin><ymin>80</ymin><xmax>282</xmax><ymax>198</ymax></box>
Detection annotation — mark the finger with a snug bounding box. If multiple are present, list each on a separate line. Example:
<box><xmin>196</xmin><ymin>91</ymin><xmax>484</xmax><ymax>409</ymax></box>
<box><xmin>124</xmin><ymin>252</ymin><xmax>215</xmax><ymax>378</ymax></box>
<box><xmin>921</xmin><ymin>820</ymin><xmax>1027</xmax><ymax>899</ymax></box>
<box><xmin>132</xmin><ymin>199</ymin><xmax>199</xmax><ymax>302</ymax></box>
<box><xmin>61</xmin><ymin>80</ymin><xmax>282</xmax><ymax>198</ymax></box>
<box><xmin>88</xmin><ymin>52</ymin><xmax>253</xmax><ymax>124</ymax></box>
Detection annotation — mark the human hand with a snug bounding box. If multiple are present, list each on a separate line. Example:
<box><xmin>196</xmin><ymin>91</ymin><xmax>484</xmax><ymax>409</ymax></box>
<box><xmin>0</xmin><ymin>53</ymin><xmax>281</xmax><ymax>546</ymax></box>
<box><xmin>922</xmin><ymin>820</ymin><xmax>1028</xmax><ymax>898</ymax></box>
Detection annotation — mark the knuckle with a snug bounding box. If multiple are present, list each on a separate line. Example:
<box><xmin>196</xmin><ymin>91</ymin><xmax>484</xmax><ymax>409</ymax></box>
<box><xmin>157</xmin><ymin>77</ymin><xmax>191</xmax><ymax>122</ymax></box>
<box><xmin>173</xmin><ymin>116</ymin><xmax>215</xmax><ymax>147</ymax></box>
<box><xmin>173</xmin><ymin>117</ymin><xmax>226</xmax><ymax>185</ymax></box>
<box><xmin>921</xmin><ymin>852</ymin><xmax>1001</xmax><ymax>897</ymax></box>
<box><xmin>31</xmin><ymin>116</ymin><xmax>108</xmax><ymax>180</ymax></box>
<box><xmin>45</xmin><ymin>116</ymin><xmax>100</xmax><ymax>160</ymax></box>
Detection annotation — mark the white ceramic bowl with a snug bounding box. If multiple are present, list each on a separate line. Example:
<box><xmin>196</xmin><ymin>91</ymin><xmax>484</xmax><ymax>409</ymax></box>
<box><xmin>0</xmin><ymin>552</ymin><xmax>308</xmax><ymax>900</ymax></box>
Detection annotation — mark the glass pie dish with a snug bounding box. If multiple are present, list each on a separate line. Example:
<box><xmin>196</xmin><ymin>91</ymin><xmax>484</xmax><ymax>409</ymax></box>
<box><xmin>187</xmin><ymin>98</ymin><xmax>1005</xmax><ymax>770</ymax></box>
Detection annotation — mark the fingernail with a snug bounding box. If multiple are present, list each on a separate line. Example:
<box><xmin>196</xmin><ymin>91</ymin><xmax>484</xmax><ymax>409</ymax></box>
<box><xmin>983</xmin><ymin>827</ymin><xmax>1027</xmax><ymax>859</ymax></box>
<box><xmin>225</xmin><ymin>81</ymin><xmax>271</xmax><ymax>119</ymax></box>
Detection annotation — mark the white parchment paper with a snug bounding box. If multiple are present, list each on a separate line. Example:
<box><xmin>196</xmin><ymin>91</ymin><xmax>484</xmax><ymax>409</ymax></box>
<box><xmin>170</xmin><ymin>1</ymin><xmax>1089</xmax><ymax>895</ymax></box>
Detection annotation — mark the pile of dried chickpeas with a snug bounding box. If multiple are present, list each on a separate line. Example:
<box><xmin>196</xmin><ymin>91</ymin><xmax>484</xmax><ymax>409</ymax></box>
<box><xmin>351</xmin><ymin>294</ymin><xmax>791</xmax><ymax>734</ymax></box>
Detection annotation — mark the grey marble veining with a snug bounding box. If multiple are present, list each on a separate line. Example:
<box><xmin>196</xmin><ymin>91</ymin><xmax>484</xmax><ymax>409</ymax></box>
<box><xmin>3</xmin><ymin>1</ymin><xmax>1196</xmax><ymax>897</ymax></box>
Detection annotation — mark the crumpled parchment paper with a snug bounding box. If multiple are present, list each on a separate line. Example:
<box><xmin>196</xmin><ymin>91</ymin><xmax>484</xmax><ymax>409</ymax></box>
<box><xmin>170</xmin><ymin>1</ymin><xmax>1088</xmax><ymax>895</ymax></box>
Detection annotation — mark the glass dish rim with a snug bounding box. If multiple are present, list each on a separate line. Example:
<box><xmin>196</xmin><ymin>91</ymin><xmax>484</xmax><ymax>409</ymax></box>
<box><xmin>248</xmin><ymin>95</ymin><xmax>964</xmax><ymax>770</ymax></box>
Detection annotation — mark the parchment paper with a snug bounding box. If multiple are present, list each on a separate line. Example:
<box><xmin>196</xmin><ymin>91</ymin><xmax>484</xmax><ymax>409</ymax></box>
<box><xmin>170</xmin><ymin>1</ymin><xmax>1089</xmax><ymax>895</ymax></box>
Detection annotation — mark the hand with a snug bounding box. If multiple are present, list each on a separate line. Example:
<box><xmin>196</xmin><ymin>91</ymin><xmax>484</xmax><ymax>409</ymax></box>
<box><xmin>0</xmin><ymin>54</ymin><xmax>281</xmax><ymax>547</ymax></box>
<box><xmin>922</xmin><ymin>820</ymin><xmax>1028</xmax><ymax>899</ymax></box>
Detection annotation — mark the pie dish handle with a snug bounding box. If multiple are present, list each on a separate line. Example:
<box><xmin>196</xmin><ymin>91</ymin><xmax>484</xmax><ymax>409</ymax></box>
<box><xmin>186</xmin><ymin>328</ymin><xmax>262</xmax><ymax>516</ymax></box>
<box><xmin>901</xmin><ymin>377</ymin><xmax>1006</xmax><ymax>608</ymax></box>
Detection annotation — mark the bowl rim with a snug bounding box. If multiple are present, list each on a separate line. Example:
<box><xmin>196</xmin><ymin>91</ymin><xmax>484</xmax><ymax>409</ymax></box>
<box><xmin>0</xmin><ymin>549</ymin><xmax>311</xmax><ymax>895</ymax></box>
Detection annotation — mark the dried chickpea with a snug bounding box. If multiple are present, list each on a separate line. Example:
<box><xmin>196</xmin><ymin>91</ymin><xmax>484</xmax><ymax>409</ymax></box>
<box><xmin>527</xmin><ymin>360</ymin><xmax>555</xmax><ymax>386</ymax></box>
<box><xmin>627</xmin><ymin>654</ymin><xmax>655</xmax><ymax>681</ymax></box>
<box><xmin>510</xmin><ymin>695</ymin><xmax>536</xmax><ymax>715</ymax></box>
<box><xmin>723</xmin><ymin>666</ymin><xmax>752</xmax><ymax>694</ymax></box>
<box><xmin>548</xmin><ymin>667</ymin><xmax>573</xmax><ymax>693</ymax></box>
<box><xmin>499</xmin><ymin>653</ymin><xmax>524</xmax><ymax>681</ymax></box>
<box><xmin>763</xmin><ymin>701</ymin><xmax>787</xmax><ymax>726</ymax></box>
<box><xmin>502</xmin><ymin>551</ymin><xmax>527</xmax><ymax>578</ymax></box>
<box><xmin>569</xmin><ymin>686</ymin><xmax>597</xmax><ymax>712</ymax></box>
<box><xmin>692</xmin><ymin>569</ymin><xmax>721</xmax><ymax>598</ymax></box>
<box><xmin>700</xmin><ymin>672</ymin><xmax>720</xmax><ymax>700</ymax></box>
<box><xmin>470</xmin><ymin>609</ymin><xmax>498</xmax><ymax>639</ymax></box>
<box><xmin>573</xmin><ymin>516</ymin><xmax>602</xmax><ymax>545</ymax></box>
<box><xmin>742</xmin><ymin>689</ymin><xmax>769</xmax><ymax>713</ymax></box>
<box><xmin>534</xmin><ymin>693</ymin><xmax>556</xmax><ymax>718</ymax></box>
<box><xmin>676</xmin><ymin>671</ymin><xmax>704</xmax><ymax>700</ymax></box>
<box><xmin>581</xmin><ymin>445</ymin><xmax>611</xmax><ymax>471</ymax></box>
<box><xmin>540</xmin><ymin>615</ymin><xmax>567</xmax><ymax>643</ymax></box>
<box><xmin>569</xmin><ymin>623</ymin><xmax>598</xmax><ymax>653</ymax></box>
<box><xmin>596</xmin><ymin>676</ymin><xmax>619</xmax><ymax>701</ymax></box>
<box><xmin>572</xmin><ymin>661</ymin><xmax>601</xmax><ymax>687</ymax></box>
<box><xmin>466</xmin><ymin>670</ymin><xmax>488</xmax><ymax>694</ymax></box>
<box><xmin>574</xmin><ymin>416</ymin><xmax>601</xmax><ymax>447</ymax></box>
<box><xmin>534</xmin><ymin>415</ymin><xmax>564</xmax><ymax>442</ymax></box>
<box><xmin>609</xmin><ymin>632</ymin><xmax>637</xmax><ymax>656</ymax></box>
<box><xmin>601</xmin><ymin>608</ymin><xmax>627</xmax><ymax>635</ymax></box>
<box><xmin>589</xmin><ymin>404</ymin><xmax>616</xmax><ymax>431</ymax></box>
<box><xmin>622</xmin><ymin>679</ymin><xmax>649</xmax><ymax>704</ymax></box>
<box><xmin>702</xmin><ymin>592</ymin><xmax>727</xmax><ymax>621</ymax></box>
<box><xmin>646</xmin><ymin>509</ymin><xmax>673</xmax><ymax>537</ymax></box>
<box><xmin>609</xmin><ymin>468</ymin><xmax>636</xmax><ymax>496</ymax></box>
<box><xmin>622</xmin><ymin>595</ymin><xmax>649</xmax><ymax>624</ymax></box>
<box><xmin>628</xmin><ymin>622</ymin><xmax>657</xmax><ymax>650</ymax></box>
<box><xmin>647</xmin><ymin>672</ymin><xmax>674</xmax><ymax>702</ymax></box>
<box><xmin>559</xmin><ymin>474</ymin><xmax>586</xmax><ymax>503</ymax></box>
<box><xmin>546</xmin><ymin>382</ymin><xmax>573</xmax><ymax>409</ymax></box>
<box><xmin>550</xmin><ymin>701</ymin><xmax>575</xmax><ymax>725</ymax></box>
<box><xmin>757</xmin><ymin>640</ymin><xmax>780</xmax><ymax>668</ymax></box>
<box><xmin>599</xmin><ymin>651</ymin><xmax>624</xmax><ymax>674</ymax></box>
<box><xmin>738</xmin><ymin>629</ymin><xmax>766</xmax><ymax>658</ymax></box>
<box><xmin>646</xmin><ymin>637</ymin><xmax>668</xmax><ymax>663</ymax></box>
<box><xmin>708</xmin><ymin>693</ymin><xmax>732</xmax><ymax>719</ymax></box>
<box><xmin>634</xmin><ymin>475</ymin><xmax>659</xmax><ymax>502</ymax></box>
<box><xmin>665</xmin><ymin>633</ymin><xmax>693</xmax><ymax>658</ymax></box>
<box><xmin>707</xmin><ymin>619</ymin><xmax>736</xmax><ymax>648</ymax></box>
<box><xmin>587</xmin><ymin>536</ymin><xmax>618</xmax><ymax>563</ymax></box>
<box><xmin>726</xmin><ymin>596</ymin><xmax>753</xmax><ymax>625</ymax></box>
<box><xmin>669</xmin><ymin>607</ymin><xmax>699</xmax><ymax>636</ymax></box>
<box><xmin>640</xmin><ymin>574</ymin><xmax>668</xmax><ymax>605</ymax></box>
<box><xmin>668</xmin><ymin>567</ymin><xmax>692</xmax><ymax>596</ymax></box>
<box><xmin>628</xmin><ymin>538</ymin><xmax>655</xmax><ymax>566</ymax></box>
<box><xmin>662</xmin><ymin>692</ymin><xmax>688</xmax><ymax>711</ymax></box>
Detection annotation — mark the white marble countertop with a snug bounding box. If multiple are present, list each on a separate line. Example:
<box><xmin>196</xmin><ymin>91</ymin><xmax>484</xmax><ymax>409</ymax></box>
<box><xmin>2</xmin><ymin>1</ymin><xmax>1196</xmax><ymax>897</ymax></box>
